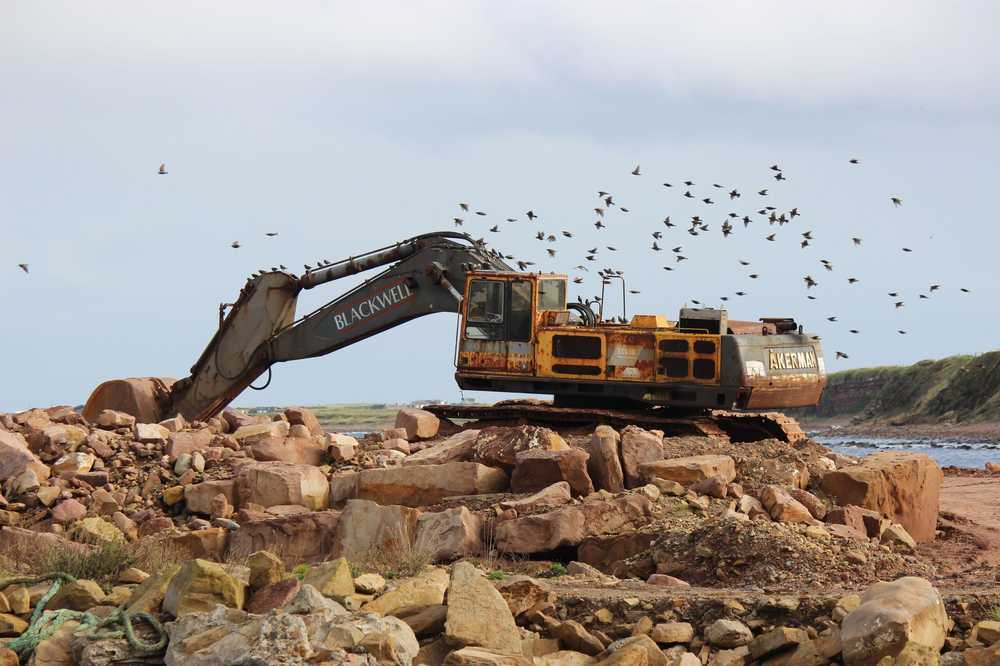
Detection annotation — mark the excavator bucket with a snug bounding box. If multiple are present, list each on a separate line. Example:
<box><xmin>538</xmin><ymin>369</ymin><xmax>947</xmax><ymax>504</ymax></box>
<box><xmin>82</xmin><ymin>377</ymin><xmax>177</xmax><ymax>424</ymax></box>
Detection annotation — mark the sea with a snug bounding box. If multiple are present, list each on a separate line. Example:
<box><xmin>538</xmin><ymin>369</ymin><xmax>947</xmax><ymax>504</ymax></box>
<box><xmin>812</xmin><ymin>434</ymin><xmax>1000</xmax><ymax>470</ymax></box>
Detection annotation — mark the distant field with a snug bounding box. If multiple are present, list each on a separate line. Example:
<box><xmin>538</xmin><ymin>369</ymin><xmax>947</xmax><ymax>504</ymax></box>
<box><xmin>243</xmin><ymin>403</ymin><xmax>402</xmax><ymax>433</ymax></box>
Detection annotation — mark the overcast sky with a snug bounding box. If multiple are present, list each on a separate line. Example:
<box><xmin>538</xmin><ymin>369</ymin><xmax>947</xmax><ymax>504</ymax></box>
<box><xmin>3</xmin><ymin>2</ymin><xmax>998</xmax><ymax>411</ymax></box>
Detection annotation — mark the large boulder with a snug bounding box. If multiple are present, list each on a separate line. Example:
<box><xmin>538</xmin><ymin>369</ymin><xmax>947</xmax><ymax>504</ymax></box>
<box><xmin>362</xmin><ymin>567</ymin><xmax>450</xmax><ymax>616</ymax></box>
<box><xmin>343</xmin><ymin>462</ymin><xmax>508</xmax><ymax>507</ymax></box>
<box><xmin>166</xmin><ymin>429</ymin><xmax>215</xmax><ymax>461</ymax></box>
<box><xmin>841</xmin><ymin>577</ymin><xmax>947</xmax><ymax>665</ymax></box>
<box><xmin>185</xmin><ymin>479</ymin><xmax>237</xmax><ymax>515</ymax></box>
<box><xmin>285</xmin><ymin>407</ymin><xmax>324</xmax><ymax>437</ymax></box>
<box><xmin>416</xmin><ymin>506</ymin><xmax>483</xmax><ymax>561</ymax></box>
<box><xmin>235</xmin><ymin>461</ymin><xmax>329</xmax><ymax>510</ymax></box>
<box><xmin>759</xmin><ymin>485</ymin><xmax>817</xmax><ymax>524</ymax></box>
<box><xmin>471</xmin><ymin>426</ymin><xmax>568</xmax><ymax>470</ymax></box>
<box><xmin>227</xmin><ymin>510</ymin><xmax>342</xmax><ymax>564</ymax></box>
<box><xmin>403</xmin><ymin>430</ymin><xmax>481</xmax><ymax>466</ymax></box>
<box><xmin>0</xmin><ymin>431</ymin><xmax>50</xmax><ymax>482</ymax></box>
<box><xmin>821</xmin><ymin>452</ymin><xmax>942</xmax><ymax>542</ymax></box>
<box><xmin>639</xmin><ymin>454</ymin><xmax>736</xmax><ymax>486</ymax></box>
<box><xmin>583</xmin><ymin>425</ymin><xmax>624</xmax><ymax>492</ymax></box>
<box><xmin>445</xmin><ymin>561</ymin><xmax>521</xmax><ymax>654</ymax></box>
<box><xmin>497</xmin><ymin>494</ymin><xmax>653</xmax><ymax>554</ymax></box>
<box><xmin>619</xmin><ymin>426</ymin><xmax>664</xmax><ymax>489</ymax></box>
<box><xmin>250</xmin><ymin>436</ymin><xmax>326</xmax><ymax>466</ymax></box>
<box><xmin>162</xmin><ymin>559</ymin><xmax>247</xmax><ymax>616</ymax></box>
<box><xmin>164</xmin><ymin>605</ymin><xmax>313</xmax><ymax>665</ymax></box>
<box><xmin>330</xmin><ymin>499</ymin><xmax>422</xmax><ymax>561</ymax></box>
<box><xmin>511</xmin><ymin>448</ymin><xmax>594</xmax><ymax>497</ymax></box>
<box><xmin>395</xmin><ymin>408</ymin><xmax>440</xmax><ymax>440</ymax></box>
<box><xmin>305</xmin><ymin>611</ymin><xmax>419</xmax><ymax>665</ymax></box>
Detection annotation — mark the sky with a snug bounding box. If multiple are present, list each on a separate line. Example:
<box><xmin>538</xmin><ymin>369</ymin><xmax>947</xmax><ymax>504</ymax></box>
<box><xmin>2</xmin><ymin>1</ymin><xmax>999</xmax><ymax>411</ymax></box>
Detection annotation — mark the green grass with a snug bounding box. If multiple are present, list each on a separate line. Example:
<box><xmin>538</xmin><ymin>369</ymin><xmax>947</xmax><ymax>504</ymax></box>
<box><xmin>241</xmin><ymin>403</ymin><xmax>401</xmax><ymax>431</ymax></box>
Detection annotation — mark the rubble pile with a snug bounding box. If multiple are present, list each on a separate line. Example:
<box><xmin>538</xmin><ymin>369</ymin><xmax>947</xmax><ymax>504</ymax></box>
<box><xmin>0</xmin><ymin>402</ymin><xmax>988</xmax><ymax>665</ymax></box>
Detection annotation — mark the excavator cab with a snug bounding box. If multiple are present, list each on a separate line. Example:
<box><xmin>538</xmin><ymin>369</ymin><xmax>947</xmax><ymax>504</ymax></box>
<box><xmin>458</xmin><ymin>272</ymin><xmax>567</xmax><ymax>375</ymax></box>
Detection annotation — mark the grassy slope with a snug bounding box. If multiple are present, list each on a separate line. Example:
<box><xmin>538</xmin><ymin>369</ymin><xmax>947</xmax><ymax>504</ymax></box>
<box><xmin>798</xmin><ymin>351</ymin><xmax>1000</xmax><ymax>424</ymax></box>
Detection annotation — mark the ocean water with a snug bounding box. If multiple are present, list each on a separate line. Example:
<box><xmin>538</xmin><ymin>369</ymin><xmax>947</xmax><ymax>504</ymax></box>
<box><xmin>813</xmin><ymin>434</ymin><xmax>1000</xmax><ymax>470</ymax></box>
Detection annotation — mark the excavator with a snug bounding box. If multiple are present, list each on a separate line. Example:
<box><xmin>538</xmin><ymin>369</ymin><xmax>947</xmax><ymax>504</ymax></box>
<box><xmin>83</xmin><ymin>231</ymin><xmax>827</xmax><ymax>441</ymax></box>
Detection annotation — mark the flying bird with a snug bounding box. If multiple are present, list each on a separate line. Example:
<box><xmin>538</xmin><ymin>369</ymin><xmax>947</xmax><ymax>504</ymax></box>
<box><xmin>231</xmin><ymin>241</ymin><xmax>241</xmax><ymax>249</ymax></box>
<box><xmin>489</xmin><ymin>225</ymin><xmax>499</xmax><ymax>232</ymax></box>
<box><xmin>849</xmin><ymin>158</ymin><xmax>859</xmax><ymax>164</ymax></box>
<box><xmin>836</xmin><ymin>351</ymin><xmax>849</xmax><ymax>359</ymax></box>
<box><xmin>766</xmin><ymin>234</ymin><xmax>776</xmax><ymax>241</ymax></box>
<box><xmin>902</xmin><ymin>247</ymin><xmax>912</xmax><ymax>252</ymax></box>
<box><xmin>827</xmin><ymin>316</ymin><xmax>838</xmax><ymax>322</ymax></box>
<box><xmin>453</xmin><ymin>218</ymin><xmax>463</xmax><ymax>227</ymax></box>
<box><xmin>17</xmin><ymin>263</ymin><xmax>28</xmax><ymax>273</ymax></box>
<box><xmin>631</xmin><ymin>164</ymin><xmax>641</xmax><ymax>176</ymax></box>
<box><xmin>459</xmin><ymin>203</ymin><xmax>469</xmax><ymax>211</ymax></box>
<box><xmin>891</xmin><ymin>197</ymin><xmax>902</xmax><ymax>207</ymax></box>
<box><xmin>265</xmin><ymin>232</ymin><xmax>278</xmax><ymax>237</ymax></box>
<box><xmin>852</xmin><ymin>237</ymin><xmax>862</xmax><ymax>246</ymax></box>
<box><xmin>526</xmin><ymin>210</ymin><xmax>537</xmax><ymax>220</ymax></box>
<box><xmin>758</xmin><ymin>189</ymin><xmax>768</xmax><ymax>196</ymax></box>
<box><xmin>158</xmin><ymin>163</ymin><xmax>167</xmax><ymax>175</ymax></box>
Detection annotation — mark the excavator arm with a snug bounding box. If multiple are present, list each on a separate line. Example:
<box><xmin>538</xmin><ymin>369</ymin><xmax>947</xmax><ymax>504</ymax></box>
<box><xmin>161</xmin><ymin>232</ymin><xmax>509</xmax><ymax>421</ymax></box>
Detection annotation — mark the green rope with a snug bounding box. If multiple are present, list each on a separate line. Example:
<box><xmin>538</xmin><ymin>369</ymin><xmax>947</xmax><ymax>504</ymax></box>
<box><xmin>0</xmin><ymin>572</ymin><xmax>168</xmax><ymax>660</ymax></box>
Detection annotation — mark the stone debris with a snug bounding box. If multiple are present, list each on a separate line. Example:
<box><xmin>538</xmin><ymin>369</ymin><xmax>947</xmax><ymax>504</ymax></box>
<box><xmin>0</xmin><ymin>404</ymin><xmax>982</xmax><ymax>665</ymax></box>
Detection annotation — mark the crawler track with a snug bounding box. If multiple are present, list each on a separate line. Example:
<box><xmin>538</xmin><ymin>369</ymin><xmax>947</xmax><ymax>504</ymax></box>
<box><xmin>425</xmin><ymin>401</ymin><xmax>806</xmax><ymax>443</ymax></box>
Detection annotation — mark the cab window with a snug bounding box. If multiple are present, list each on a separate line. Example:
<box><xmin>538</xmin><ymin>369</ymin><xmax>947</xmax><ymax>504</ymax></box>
<box><xmin>466</xmin><ymin>280</ymin><xmax>505</xmax><ymax>340</ymax></box>
<box><xmin>539</xmin><ymin>279</ymin><xmax>566</xmax><ymax>310</ymax></box>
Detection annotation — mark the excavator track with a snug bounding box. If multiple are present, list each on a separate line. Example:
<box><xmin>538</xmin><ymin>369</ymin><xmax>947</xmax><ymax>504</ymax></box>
<box><xmin>424</xmin><ymin>401</ymin><xmax>807</xmax><ymax>443</ymax></box>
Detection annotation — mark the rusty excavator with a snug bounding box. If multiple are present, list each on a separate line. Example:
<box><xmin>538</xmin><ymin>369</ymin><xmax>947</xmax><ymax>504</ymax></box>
<box><xmin>84</xmin><ymin>231</ymin><xmax>827</xmax><ymax>441</ymax></box>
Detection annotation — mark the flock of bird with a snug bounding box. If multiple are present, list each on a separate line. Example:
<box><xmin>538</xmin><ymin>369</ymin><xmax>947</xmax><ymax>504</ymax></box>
<box><xmin>14</xmin><ymin>159</ymin><xmax>974</xmax><ymax>364</ymax></box>
<box><xmin>443</xmin><ymin>160</ymin><xmax>973</xmax><ymax>363</ymax></box>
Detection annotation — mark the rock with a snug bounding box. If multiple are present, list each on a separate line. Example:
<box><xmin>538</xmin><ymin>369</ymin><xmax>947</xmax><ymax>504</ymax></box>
<box><xmin>691</xmin><ymin>475</ymin><xmax>728</xmax><ymax>499</ymax></box>
<box><xmin>841</xmin><ymin>577</ymin><xmax>947</xmax><ymax>665</ymax></box>
<box><xmin>974</xmin><ymin>620</ymin><xmax>1000</xmax><ymax>646</ymax></box>
<box><xmin>354</xmin><ymin>573</ymin><xmax>386</xmax><ymax>595</ymax></box>
<box><xmin>881</xmin><ymin>523</ymin><xmax>917</xmax><ymax>551</ymax></box>
<box><xmin>494</xmin><ymin>576</ymin><xmax>552</xmax><ymax>617</ymax></box>
<box><xmin>165</xmin><ymin>429</ymin><xmax>214</xmax><ymax>461</ymax></box>
<box><xmin>91</xmin><ymin>488</ymin><xmax>120</xmax><ymax>515</ymax></box>
<box><xmin>284</xmin><ymin>583</ymin><xmax>348</xmax><ymax>615</ymax></box>
<box><xmin>51</xmin><ymin>451</ymin><xmax>95</xmax><ymax>475</ymax></box>
<box><xmin>0</xmin><ymin>612</ymin><xmax>29</xmax><ymax>636</ymax></box>
<box><xmin>443</xmin><ymin>647</ymin><xmax>531</xmax><ymax>666</ymax></box>
<box><xmin>72</xmin><ymin>516</ymin><xmax>125</xmax><ymax>545</ymax></box>
<box><xmin>639</xmin><ymin>455</ymin><xmax>736</xmax><ymax>486</ymax></box>
<box><xmin>95</xmin><ymin>409</ymin><xmax>136</xmax><ymax>429</ymax></box>
<box><xmin>705</xmin><ymin>619</ymin><xmax>754</xmax><ymax>648</ymax></box>
<box><xmin>399</xmin><ymin>604</ymin><xmax>447</xmax><ymax>638</ymax></box>
<box><xmin>185</xmin><ymin>479</ymin><xmax>236</xmax><ymax>515</ymax></box>
<box><xmin>285</xmin><ymin>407</ymin><xmax>324</xmax><ymax>436</ymax></box>
<box><xmin>235</xmin><ymin>461</ymin><xmax>329</xmax><ymax>510</ymax></box>
<box><xmin>472</xmin><ymin>426</ymin><xmax>568</xmax><ymax>470</ymax></box>
<box><xmin>30</xmin><ymin>618</ymin><xmax>79</xmax><ymax>664</ymax></box>
<box><xmin>534</xmin><ymin>651</ymin><xmax>596</xmax><ymax>666</ymax></box>
<box><xmin>826</xmin><ymin>505</ymin><xmax>870</xmax><ymax>535</ymax></box>
<box><xmin>46</xmin><ymin>578</ymin><xmax>106</xmax><ymax>611</ymax></box>
<box><xmin>759</xmin><ymin>485</ymin><xmax>817</xmax><ymax>524</ymax></box>
<box><xmin>500</xmin><ymin>482</ymin><xmax>573</xmax><ymax>513</ymax></box>
<box><xmin>362</xmin><ymin>567</ymin><xmax>450</xmax><ymax>616</ymax></box>
<box><xmin>233</xmin><ymin>420</ymin><xmax>290</xmax><ymax>444</ymax></box>
<box><xmin>748</xmin><ymin>627</ymin><xmax>808</xmax><ymax>661</ymax></box>
<box><xmin>247</xmin><ymin>550</ymin><xmax>285</xmax><ymax>590</ymax></box>
<box><xmin>164</xmin><ymin>605</ymin><xmax>313</xmax><ymax>665</ymax></box>
<box><xmin>583</xmin><ymin>426</ymin><xmax>624</xmax><ymax>493</ymax></box>
<box><xmin>619</xmin><ymin>426</ymin><xmax>664</xmax><ymax>489</ymax></box>
<box><xmin>307</xmin><ymin>611</ymin><xmax>419</xmax><ymax>665</ymax></box>
<box><xmin>396</xmin><ymin>409</ymin><xmax>440</xmax><ymax>440</ymax></box>
<box><xmin>497</xmin><ymin>494</ymin><xmax>652</xmax><ymax>553</ymax></box>
<box><xmin>511</xmin><ymin>448</ymin><xmax>594</xmax><ymax>497</ymax></box>
<box><xmin>821</xmin><ymin>452</ymin><xmax>942</xmax><ymax>542</ymax></box>
<box><xmin>346</xmin><ymin>462</ymin><xmax>509</xmax><ymax>508</ymax></box>
<box><xmin>226</xmin><ymin>510</ymin><xmax>341</xmax><ymax>564</ymax></box>
<box><xmin>304</xmin><ymin>557</ymin><xmax>355</xmax><ymax>599</ymax></box>
<box><xmin>125</xmin><ymin>564</ymin><xmax>181</xmax><ymax>614</ymax></box>
<box><xmin>328</xmin><ymin>434</ymin><xmax>359</xmax><ymax>462</ymax></box>
<box><xmin>162</xmin><ymin>558</ymin><xmax>247</xmax><ymax>616</ymax></box>
<box><xmin>245</xmin><ymin>577</ymin><xmax>300</xmax><ymax>614</ymax></box>
<box><xmin>0</xmin><ymin>431</ymin><xmax>50</xmax><ymax>482</ymax></box>
<box><xmin>553</xmin><ymin>620</ymin><xmax>605</xmax><ymax>656</ymax></box>
<box><xmin>402</xmin><ymin>430</ymin><xmax>480</xmax><ymax>468</ymax></box>
<box><xmin>650</xmin><ymin>623</ymin><xmax>694</xmax><ymax>645</ymax></box>
<box><xmin>646</xmin><ymin>575</ymin><xmax>689</xmax><ymax>588</ymax></box>
<box><xmin>162</xmin><ymin>485</ymin><xmax>185</xmax><ymax>506</ymax></box>
<box><xmin>29</xmin><ymin>423</ymin><xmax>89</xmax><ymax>459</ymax></box>
<box><xmin>594</xmin><ymin>635</ymin><xmax>666</xmax><ymax>666</ymax></box>
<box><xmin>416</xmin><ymin>506</ymin><xmax>483</xmax><ymax>561</ymax></box>
<box><xmin>445</xmin><ymin>561</ymin><xmax>521</xmax><ymax>653</ymax></box>
<box><xmin>250</xmin><ymin>436</ymin><xmax>327</xmax><ymax>466</ymax></box>
<box><xmin>0</xmin><ymin>648</ymin><xmax>16</xmax><ymax>666</ymax></box>
<box><xmin>134</xmin><ymin>422</ymin><xmax>170</xmax><ymax>444</ymax></box>
<box><xmin>331</xmin><ymin>499</ymin><xmax>422</xmax><ymax>561</ymax></box>
<box><xmin>51</xmin><ymin>498</ymin><xmax>87</xmax><ymax>523</ymax></box>
<box><xmin>789</xmin><ymin>489</ymin><xmax>827</xmax><ymax>520</ymax></box>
